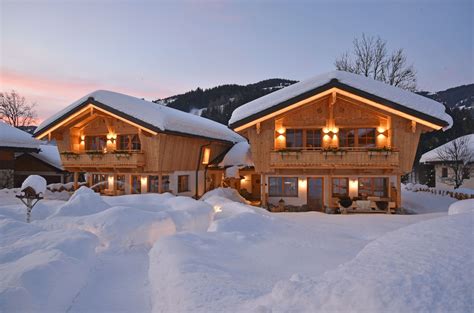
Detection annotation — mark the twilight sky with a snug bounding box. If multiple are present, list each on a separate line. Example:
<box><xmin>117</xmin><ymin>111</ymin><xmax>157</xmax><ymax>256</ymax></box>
<box><xmin>1</xmin><ymin>0</ymin><xmax>473</xmax><ymax>123</ymax></box>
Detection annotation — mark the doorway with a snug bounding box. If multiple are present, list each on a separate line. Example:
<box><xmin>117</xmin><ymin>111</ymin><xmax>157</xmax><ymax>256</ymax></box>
<box><xmin>251</xmin><ymin>174</ymin><xmax>261</xmax><ymax>200</ymax></box>
<box><xmin>307</xmin><ymin>177</ymin><xmax>324</xmax><ymax>211</ymax></box>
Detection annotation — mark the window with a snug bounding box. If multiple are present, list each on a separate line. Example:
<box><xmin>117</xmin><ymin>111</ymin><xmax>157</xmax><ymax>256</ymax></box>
<box><xmin>92</xmin><ymin>174</ymin><xmax>108</xmax><ymax>191</ymax></box>
<box><xmin>178</xmin><ymin>175</ymin><xmax>190</xmax><ymax>193</ymax></box>
<box><xmin>118</xmin><ymin>134</ymin><xmax>141</xmax><ymax>151</ymax></box>
<box><xmin>116</xmin><ymin>175</ymin><xmax>125</xmax><ymax>191</ymax></box>
<box><xmin>306</xmin><ymin>129</ymin><xmax>322</xmax><ymax>148</ymax></box>
<box><xmin>358</xmin><ymin>177</ymin><xmax>388</xmax><ymax>198</ymax></box>
<box><xmin>131</xmin><ymin>175</ymin><xmax>141</xmax><ymax>194</ymax></box>
<box><xmin>441</xmin><ymin>167</ymin><xmax>448</xmax><ymax>178</ymax></box>
<box><xmin>332</xmin><ymin>178</ymin><xmax>348</xmax><ymax>198</ymax></box>
<box><xmin>357</xmin><ymin>128</ymin><xmax>376</xmax><ymax>147</ymax></box>
<box><xmin>162</xmin><ymin>175</ymin><xmax>170</xmax><ymax>192</ymax></box>
<box><xmin>148</xmin><ymin>175</ymin><xmax>159</xmax><ymax>193</ymax></box>
<box><xmin>268</xmin><ymin>177</ymin><xmax>298</xmax><ymax>197</ymax></box>
<box><xmin>85</xmin><ymin>136</ymin><xmax>107</xmax><ymax>151</ymax></box>
<box><xmin>202</xmin><ymin>148</ymin><xmax>211</xmax><ymax>165</ymax></box>
<box><xmin>463</xmin><ymin>167</ymin><xmax>470</xmax><ymax>179</ymax></box>
<box><xmin>339</xmin><ymin>129</ymin><xmax>356</xmax><ymax>147</ymax></box>
<box><xmin>286</xmin><ymin>129</ymin><xmax>303</xmax><ymax>148</ymax></box>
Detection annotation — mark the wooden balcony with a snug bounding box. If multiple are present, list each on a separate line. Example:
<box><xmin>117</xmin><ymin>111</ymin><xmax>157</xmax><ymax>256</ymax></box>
<box><xmin>270</xmin><ymin>148</ymin><xmax>399</xmax><ymax>169</ymax></box>
<box><xmin>60</xmin><ymin>151</ymin><xmax>145</xmax><ymax>170</ymax></box>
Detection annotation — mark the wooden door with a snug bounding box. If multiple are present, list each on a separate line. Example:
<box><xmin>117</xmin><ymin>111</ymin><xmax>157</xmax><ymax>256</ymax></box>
<box><xmin>251</xmin><ymin>174</ymin><xmax>261</xmax><ymax>200</ymax></box>
<box><xmin>307</xmin><ymin>177</ymin><xmax>324</xmax><ymax>211</ymax></box>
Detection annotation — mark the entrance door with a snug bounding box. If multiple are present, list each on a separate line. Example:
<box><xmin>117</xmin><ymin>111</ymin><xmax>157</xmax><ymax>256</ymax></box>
<box><xmin>251</xmin><ymin>174</ymin><xmax>261</xmax><ymax>200</ymax></box>
<box><xmin>307</xmin><ymin>177</ymin><xmax>324</xmax><ymax>211</ymax></box>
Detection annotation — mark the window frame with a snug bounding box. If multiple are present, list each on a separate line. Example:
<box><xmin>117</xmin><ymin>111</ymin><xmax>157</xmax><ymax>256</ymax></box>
<box><xmin>118</xmin><ymin>134</ymin><xmax>141</xmax><ymax>152</ymax></box>
<box><xmin>85</xmin><ymin>135</ymin><xmax>107</xmax><ymax>151</ymax></box>
<box><xmin>357</xmin><ymin>128</ymin><xmax>376</xmax><ymax>147</ymax></box>
<box><xmin>441</xmin><ymin>167</ymin><xmax>448</xmax><ymax>178</ymax></box>
<box><xmin>148</xmin><ymin>175</ymin><xmax>159</xmax><ymax>193</ymax></box>
<box><xmin>285</xmin><ymin>129</ymin><xmax>303</xmax><ymax>149</ymax></box>
<box><xmin>268</xmin><ymin>177</ymin><xmax>298</xmax><ymax>197</ymax></box>
<box><xmin>131</xmin><ymin>175</ymin><xmax>141</xmax><ymax>194</ymax></box>
<box><xmin>178</xmin><ymin>175</ymin><xmax>190</xmax><ymax>193</ymax></box>
<box><xmin>332</xmin><ymin>178</ymin><xmax>349</xmax><ymax>198</ymax></box>
<box><xmin>358</xmin><ymin>177</ymin><xmax>388</xmax><ymax>198</ymax></box>
<box><xmin>162</xmin><ymin>175</ymin><xmax>170</xmax><ymax>192</ymax></box>
<box><xmin>305</xmin><ymin>129</ymin><xmax>322</xmax><ymax>149</ymax></box>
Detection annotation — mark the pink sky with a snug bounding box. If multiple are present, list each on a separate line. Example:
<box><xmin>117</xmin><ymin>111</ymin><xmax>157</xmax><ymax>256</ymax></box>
<box><xmin>1</xmin><ymin>68</ymin><xmax>175</xmax><ymax>124</ymax></box>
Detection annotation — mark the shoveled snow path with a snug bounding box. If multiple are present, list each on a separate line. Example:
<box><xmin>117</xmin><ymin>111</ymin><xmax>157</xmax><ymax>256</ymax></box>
<box><xmin>67</xmin><ymin>251</ymin><xmax>152</xmax><ymax>313</ymax></box>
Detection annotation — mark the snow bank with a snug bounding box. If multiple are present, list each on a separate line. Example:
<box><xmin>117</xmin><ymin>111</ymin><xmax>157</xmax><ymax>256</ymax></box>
<box><xmin>0</xmin><ymin>224</ymin><xmax>98</xmax><ymax>312</ymax></box>
<box><xmin>21</xmin><ymin>175</ymin><xmax>47</xmax><ymax>195</ymax></box>
<box><xmin>201</xmin><ymin>187</ymin><xmax>249</xmax><ymax>204</ymax></box>
<box><xmin>420</xmin><ymin>134</ymin><xmax>473</xmax><ymax>163</ymax></box>
<box><xmin>448</xmin><ymin>199</ymin><xmax>474</xmax><ymax>215</ymax></box>
<box><xmin>50</xmin><ymin>187</ymin><xmax>110</xmax><ymax>218</ymax></box>
<box><xmin>251</xmin><ymin>213</ymin><xmax>474</xmax><ymax>313</ymax></box>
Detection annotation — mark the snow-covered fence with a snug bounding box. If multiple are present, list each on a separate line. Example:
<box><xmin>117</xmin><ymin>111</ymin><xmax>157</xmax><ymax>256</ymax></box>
<box><xmin>405</xmin><ymin>183</ymin><xmax>474</xmax><ymax>200</ymax></box>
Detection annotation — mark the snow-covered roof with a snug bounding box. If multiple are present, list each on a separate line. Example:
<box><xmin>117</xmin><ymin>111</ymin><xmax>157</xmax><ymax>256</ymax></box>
<box><xmin>35</xmin><ymin>90</ymin><xmax>245</xmax><ymax>144</ymax></box>
<box><xmin>30</xmin><ymin>144</ymin><xmax>64</xmax><ymax>170</ymax></box>
<box><xmin>229</xmin><ymin>71</ymin><xmax>453</xmax><ymax>129</ymax></box>
<box><xmin>218</xmin><ymin>141</ymin><xmax>254</xmax><ymax>168</ymax></box>
<box><xmin>0</xmin><ymin>121</ymin><xmax>41</xmax><ymax>150</ymax></box>
<box><xmin>420</xmin><ymin>134</ymin><xmax>474</xmax><ymax>163</ymax></box>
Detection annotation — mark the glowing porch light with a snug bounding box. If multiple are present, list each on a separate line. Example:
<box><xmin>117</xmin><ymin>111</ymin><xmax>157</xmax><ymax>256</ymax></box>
<box><xmin>202</xmin><ymin>147</ymin><xmax>211</xmax><ymax>165</ymax></box>
<box><xmin>349</xmin><ymin>178</ymin><xmax>358</xmax><ymax>195</ymax></box>
<box><xmin>141</xmin><ymin>176</ymin><xmax>148</xmax><ymax>193</ymax></box>
<box><xmin>107</xmin><ymin>133</ymin><xmax>117</xmax><ymax>143</ymax></box>
<box><xmin>299</xmin><ymin>178</ymin><xmax>307</xmax><ymax>190</ymax></box>
<box><xmin>80</xmin><ymin>135</ymin><xmax>85</xmax><ymax>144</ymax></box>
<box><xmin>277</xmin><ymin>127</ymin><xmax>286</xmax><ymax>135</ymax></box>
<box><xmin>108</xmin><ymin>175</ymin><xmax>114</xmax><ymax>188</ymax></box>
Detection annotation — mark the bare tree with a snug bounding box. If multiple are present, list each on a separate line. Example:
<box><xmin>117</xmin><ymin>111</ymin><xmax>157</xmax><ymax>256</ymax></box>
<box><xmin>335</xmin><ymin>34</ymin><xmax>417</xmax><ymax>91</ymax></box>
<box><xmin>436</xmin><ymin>136</ymin><xmax>472</xmax><ymax>189</ymax></box>
<box><xmin>0</xmin><ymin>90</ymin><xmax>37</xmax><ymax>127</ymax></box>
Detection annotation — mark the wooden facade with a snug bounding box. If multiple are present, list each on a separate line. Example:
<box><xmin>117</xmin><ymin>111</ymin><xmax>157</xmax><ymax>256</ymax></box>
<box><xmin>234</xmin><ymin>90</ymin><xmax>440</xmax><ymax>212</ymax></box>
<box><xmin>36</xmin><ymin>104</ymin><xmax>232</xmax><ymax>197</ymax></box>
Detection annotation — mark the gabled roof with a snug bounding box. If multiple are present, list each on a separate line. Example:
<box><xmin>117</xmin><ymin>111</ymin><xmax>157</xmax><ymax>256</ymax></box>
<box><xmin>34</xmin><ymin>90</ymin><xmax>245</xmax><ymax>144</ymax></box>
<box><xmin>420</xmin><ymin>134</ymin><xmax>474</xmax><ymax>163</ymax></box>
<box><xmin>0</xmin><ymin>121</ymin><xmax>41</xmax><ymax>151</ymax></box>
<box><xmin>229</xmin><ymin>71</ymin><xmax>453</xmax><ymax>130</ymax></box>
<box><xmin>30</xmin><ymin>144</ymin><xmax>64</xmax><ymax>170</ymax></box>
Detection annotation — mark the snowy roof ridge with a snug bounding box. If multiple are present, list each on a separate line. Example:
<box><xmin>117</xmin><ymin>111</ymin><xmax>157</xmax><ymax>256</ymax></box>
<box><xmin>0</xmin><ymin>121</ymin><xmax>41</xmax><ymax>150</ymax></box>
<box><xmin>30</xmin><ymin>144</ymin><xmax>64</xmax><ymax>170</ymax></box>
<box><xmin>35</xmin><ymin>90</ymin><xmax>245</xmax><ymax>143</ymax></box>
<box><xmin>229</xmin><ymin>70</ymin><xmax>453</xmax><ymax>129</ymax></box>
<box><xmin>420</xmin><ymin>133</ymin><xmax>474</xmax><ymax>163</ymax></box>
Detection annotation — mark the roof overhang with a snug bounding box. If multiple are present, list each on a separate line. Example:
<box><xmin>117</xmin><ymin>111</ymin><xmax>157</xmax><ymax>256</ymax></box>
<box><xmin>34</xmin><ymin>98</ymin><xmax>236</xmax><ymax>144</ymax></box>
<box><xmin>230</xmin><ymin>79</ymin><xmax>450</xmax><ymax>132</ymax></box>
<box><xmin>0</xmin><ymin>146</ymin><xmax>40</xmax><ymax>153</ymax></box>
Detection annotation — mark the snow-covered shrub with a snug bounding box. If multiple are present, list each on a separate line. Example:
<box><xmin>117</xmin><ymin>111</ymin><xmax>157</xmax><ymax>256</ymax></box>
<box><xmin>448</xmin><ymin>199</ymin><xmax>474</xmax><ymax>215</ymax></box>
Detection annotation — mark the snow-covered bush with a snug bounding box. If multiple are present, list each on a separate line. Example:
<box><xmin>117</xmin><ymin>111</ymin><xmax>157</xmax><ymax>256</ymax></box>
<box><xmin>448</xmin><ymin>199</ymin><xmax>474</xmax><ymax>215</ymax></box>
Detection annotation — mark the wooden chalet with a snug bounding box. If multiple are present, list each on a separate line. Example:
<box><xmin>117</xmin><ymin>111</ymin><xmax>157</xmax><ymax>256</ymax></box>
<box><xmin>228</xmin><ymin>71</ymin><xmax>453</xmax><ymax>212</ymax></box>
<box><xmin>34</xmin><ymin>90</ymin><xmax>244</xmax><ymax>197</ymax></box>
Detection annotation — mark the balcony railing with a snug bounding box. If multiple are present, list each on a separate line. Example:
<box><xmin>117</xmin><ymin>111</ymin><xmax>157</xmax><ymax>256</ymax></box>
<box><xmin>60</xmin><ymin>150</ymin><xmax>145</xmax><ymax>169</ymax></box>
<box><xmin>270</xmin><ymin>148</ymin><xmax>399</xmax><ymax>168</ymax></box>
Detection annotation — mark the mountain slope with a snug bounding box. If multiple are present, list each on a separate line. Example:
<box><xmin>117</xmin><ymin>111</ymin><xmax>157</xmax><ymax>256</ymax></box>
<box><xmin>154</xmin><ymin>79</ymin><xmax>297</xmax><ymax>124</ymax></box>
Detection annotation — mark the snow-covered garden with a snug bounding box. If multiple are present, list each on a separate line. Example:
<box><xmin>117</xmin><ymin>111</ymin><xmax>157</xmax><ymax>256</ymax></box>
<box><xmin>0</xmin><ymin>185</ymin><xmax>472</xmax><ymax>313</ymax></box>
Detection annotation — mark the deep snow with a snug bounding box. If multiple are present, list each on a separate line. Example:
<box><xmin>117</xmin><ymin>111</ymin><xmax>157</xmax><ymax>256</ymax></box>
<box><xmin>0</xmin><ymin>186</ymin><xmax>472</xmax><ymax>312</ymax></box>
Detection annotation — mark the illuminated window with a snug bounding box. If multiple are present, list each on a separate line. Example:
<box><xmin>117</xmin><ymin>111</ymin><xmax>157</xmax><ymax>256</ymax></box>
<box><xmin>286</xmin><ymin>129</ymin><xmax>303</xmax><ymax>148</ymax></box>
<box><xmin>268</xmin><ymin>177</ymin><xmax>298</xmax><ymax>197</ymax></box>
<box><xmin>92</xmin><ymin>174</ymin><xmax>108</xmax><ymax>191</ymax></box>
<box><xmin>358</xmin><ymin>177</ymin><xmax>388</xmax><ymax>198</ymax></box>
<box><xmin>118</xmin><ymin>134</ymin><xmax>141</xmax><ymax>151</ymax></box>
<box><xmin>178</xmin><ymin>175</ymin><xmax>190</xmax><ymax>193</ymax></box>
<box><xmin>339</xmin><ymin>129</ymin><xmax>356</xmax><ymax>147</ymax></box>
<box><xmin>202</xmin><ymin>148</ymin><xmax>211</xmax><ymax>165</ymax></box>
<box><xmin>148</xmin><ymin>175</ymin><xmax>159</xmax><ymax>193</ymax></box>
<box><xmin>306</xmin><ymin>129</ymin><xmax>322</xmax><ymax>148</ymax></box>
<box><xmin>332</xmin><ymin>178</ymin><xmax>348</xmax><ymax>198</ymax></box>
<box><xmin>85</xmin><ymin>136</ymin><xmax>107</xmax><ymax>151</ymax></box>
<box><xmin>358</xmin><ymin>128</ymin><xmax>376</xmax><ymax>147</ymax></box>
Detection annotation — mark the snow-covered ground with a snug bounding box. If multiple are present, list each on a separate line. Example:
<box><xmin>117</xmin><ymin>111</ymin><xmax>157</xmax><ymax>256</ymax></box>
<box><xmin>0</xmin><ymin>187</ymin><xmax>472</xmax><ymax>312</ymax></box>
